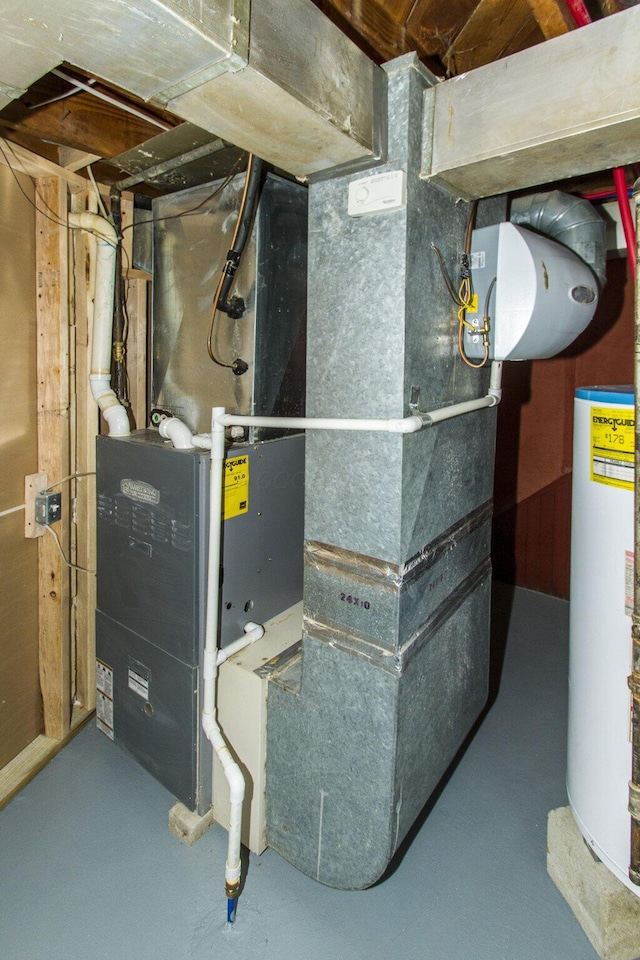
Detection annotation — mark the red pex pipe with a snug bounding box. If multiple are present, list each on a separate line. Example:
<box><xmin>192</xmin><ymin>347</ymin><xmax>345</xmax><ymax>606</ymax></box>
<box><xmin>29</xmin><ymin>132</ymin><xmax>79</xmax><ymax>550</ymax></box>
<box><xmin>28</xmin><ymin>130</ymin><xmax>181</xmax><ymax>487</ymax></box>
<box><xmin>566</xmin><ymin>2</ymin><xmax>636</xmax><ymax>278</ymax></box>
<box><xmin>565</xmin><ymin>0</ymin><xmax>591</xmax><ymax>27</ymax></box>
<box><xmin>613</xmin><ymin>167</ymin><xmax>637</xmax><ymax>280</ymax></box>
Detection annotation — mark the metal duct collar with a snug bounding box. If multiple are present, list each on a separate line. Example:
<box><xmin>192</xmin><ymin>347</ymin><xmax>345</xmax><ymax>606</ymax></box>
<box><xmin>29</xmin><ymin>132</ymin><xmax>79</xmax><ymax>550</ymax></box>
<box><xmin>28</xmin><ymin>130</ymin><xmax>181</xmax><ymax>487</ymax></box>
<box><xmin>510</xmin><ymin>189</ymin><xmax>607</xmax><ymax>289</ymax></box>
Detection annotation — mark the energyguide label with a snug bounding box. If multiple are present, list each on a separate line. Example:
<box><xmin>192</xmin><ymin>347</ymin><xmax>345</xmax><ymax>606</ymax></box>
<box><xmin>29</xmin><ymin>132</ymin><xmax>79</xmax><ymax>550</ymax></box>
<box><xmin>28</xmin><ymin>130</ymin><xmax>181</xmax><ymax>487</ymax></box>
<box><xmin>224</xmin><ymin>455</ymin><xmax>249</xmax><ymax>520</ymax></box>
<box><xmin>590</xmin><ymin>406</ymin><xmax>635</xmax><ymax>491</ymax></box>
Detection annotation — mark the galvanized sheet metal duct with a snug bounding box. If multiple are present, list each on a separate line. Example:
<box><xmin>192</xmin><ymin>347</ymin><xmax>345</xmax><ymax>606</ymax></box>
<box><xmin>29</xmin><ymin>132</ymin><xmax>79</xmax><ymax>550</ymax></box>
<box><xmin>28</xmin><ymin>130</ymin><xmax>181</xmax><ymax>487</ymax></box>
<box><xmin>265</xmin><ymin>55</ymin><xmax>508</xmax><ymax>889</ymax></box>
<box><xmin>0</xmin><ymin>0</ymin><xmax>384</xmax><ymax>179</ymax></box>
<box><xmin>510</xmin><ymin>190</ymin><xmax>607</xmax><ymax>289</ymax></box>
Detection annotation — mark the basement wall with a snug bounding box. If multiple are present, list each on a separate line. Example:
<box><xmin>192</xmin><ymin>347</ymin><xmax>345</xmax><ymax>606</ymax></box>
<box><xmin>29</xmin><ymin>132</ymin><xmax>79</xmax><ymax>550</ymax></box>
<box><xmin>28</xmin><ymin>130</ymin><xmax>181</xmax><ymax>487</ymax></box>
<box><xmin>0</xmin><ymin>164</ymin><xmax>42</xmax><ymax>767</ymax></box>
<box><xmin>492</xmin><ymin>256</ymin><xmax>635</xmax><ymax>598</ymax></box>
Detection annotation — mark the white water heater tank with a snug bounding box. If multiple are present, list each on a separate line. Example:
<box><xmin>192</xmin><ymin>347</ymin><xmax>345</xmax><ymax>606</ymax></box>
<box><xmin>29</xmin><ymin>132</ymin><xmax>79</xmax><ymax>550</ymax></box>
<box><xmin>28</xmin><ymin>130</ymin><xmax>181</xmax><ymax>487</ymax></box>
<box><xmin>568</xmin><ymin>385</ymin><xmax>637</xmax><ymax>895</ymax></box>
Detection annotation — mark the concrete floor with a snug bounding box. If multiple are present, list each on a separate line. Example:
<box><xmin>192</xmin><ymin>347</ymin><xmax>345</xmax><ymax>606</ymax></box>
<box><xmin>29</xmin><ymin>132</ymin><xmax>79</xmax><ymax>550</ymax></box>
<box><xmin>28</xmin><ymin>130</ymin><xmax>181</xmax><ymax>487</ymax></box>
<box><xmin>1</xmin><ymin>585</ymin><xmax>601</xmax><ymax>959</ymax></box>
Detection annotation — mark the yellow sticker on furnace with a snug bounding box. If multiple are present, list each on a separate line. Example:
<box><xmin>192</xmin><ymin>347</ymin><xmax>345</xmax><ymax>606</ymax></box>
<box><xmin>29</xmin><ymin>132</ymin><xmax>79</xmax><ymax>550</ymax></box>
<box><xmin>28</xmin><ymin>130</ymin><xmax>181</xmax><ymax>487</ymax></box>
<box><xmin>590</xmin><ymin>406</ymin><xmax>635</xmax><ymax>491</ymax></box>
<box><xmin>223</xmin><ymin>455</ymin><xmax>249</xmax><ymax>520</ymax></box>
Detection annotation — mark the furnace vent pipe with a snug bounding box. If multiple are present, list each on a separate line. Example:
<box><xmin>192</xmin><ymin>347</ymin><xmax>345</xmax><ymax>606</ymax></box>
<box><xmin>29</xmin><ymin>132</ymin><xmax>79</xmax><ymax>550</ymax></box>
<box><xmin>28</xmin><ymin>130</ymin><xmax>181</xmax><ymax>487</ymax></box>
<box><xmin>159</xmin><ymin>417</ymin><xmax>196</xmax><ymax>449</ymax></box>
<box><xmin>510</xmin><ymin>190</ymin><xmax>607</xmax><ymax>290</ymax></box>
<box><xmin>68</xmin><ymin>212</ymin><xmax>130</xmax><ymax>436</ymax></box>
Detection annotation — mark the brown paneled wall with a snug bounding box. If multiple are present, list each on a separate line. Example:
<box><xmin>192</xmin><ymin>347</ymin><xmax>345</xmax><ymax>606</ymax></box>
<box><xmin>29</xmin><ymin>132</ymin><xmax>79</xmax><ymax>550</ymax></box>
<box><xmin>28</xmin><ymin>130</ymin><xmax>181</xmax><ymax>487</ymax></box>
<box><xmin>492</xmin><ymin>257</ymin><xmax>635</xmax><ymax>598</ymax></box>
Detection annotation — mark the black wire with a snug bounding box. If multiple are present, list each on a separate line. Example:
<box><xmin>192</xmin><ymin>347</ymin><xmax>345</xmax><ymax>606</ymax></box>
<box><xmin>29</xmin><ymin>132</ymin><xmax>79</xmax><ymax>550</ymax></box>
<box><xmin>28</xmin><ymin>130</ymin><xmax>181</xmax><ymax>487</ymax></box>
<box><xmin>119</xmin><ymin>154</ymin><xmax>247</xmax><ymax>236</ymax></box>
<box><xmin>1</xmin><ymin>136</ymin><xmax>246</xmax><ymax>240</ymax></box>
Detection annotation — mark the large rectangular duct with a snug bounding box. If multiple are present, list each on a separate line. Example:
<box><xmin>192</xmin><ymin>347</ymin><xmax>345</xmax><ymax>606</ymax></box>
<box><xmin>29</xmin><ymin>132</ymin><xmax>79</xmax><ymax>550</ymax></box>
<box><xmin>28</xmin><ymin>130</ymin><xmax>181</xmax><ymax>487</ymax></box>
<box><xmin>0</xmin><ymin>0</ymin><xmax>384</xmax><ymax>179</ymax></box>
<box><xmin>265</xmin><ymin>55</ymin><xmax>507</xmax><ymax>889</ymax></box>
<box><xmin>421</xmin><ymin>4</ymin><xmax>640</xmax><ymax>199</ymax></box>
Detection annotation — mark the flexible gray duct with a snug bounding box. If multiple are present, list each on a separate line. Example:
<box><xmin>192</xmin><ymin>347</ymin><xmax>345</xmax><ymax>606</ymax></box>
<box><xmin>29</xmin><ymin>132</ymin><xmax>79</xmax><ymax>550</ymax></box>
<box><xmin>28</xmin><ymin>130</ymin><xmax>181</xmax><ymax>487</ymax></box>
<box><xmin>510</xmin><ymin>190</ymin><xmax>607</xmax><ymax>289</ymax></box>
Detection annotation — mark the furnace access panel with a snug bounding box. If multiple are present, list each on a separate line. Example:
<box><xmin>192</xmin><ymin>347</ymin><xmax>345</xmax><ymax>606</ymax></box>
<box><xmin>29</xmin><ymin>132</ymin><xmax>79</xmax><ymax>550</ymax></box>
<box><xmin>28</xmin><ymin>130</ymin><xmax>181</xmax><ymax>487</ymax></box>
<box><xmin>95</xmin><ymin>430</ymin><xmax>304</xmax><ymax>812</ymax></box>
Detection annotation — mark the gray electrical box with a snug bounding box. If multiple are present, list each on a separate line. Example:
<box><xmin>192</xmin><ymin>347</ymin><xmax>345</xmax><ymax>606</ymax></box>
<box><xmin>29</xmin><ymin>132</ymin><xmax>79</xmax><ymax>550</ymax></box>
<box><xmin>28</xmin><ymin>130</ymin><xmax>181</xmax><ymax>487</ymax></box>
<box><xmin>95</xmin><ymin>430</ymin><xmax>304</xmax><ymax>813</ymax></box>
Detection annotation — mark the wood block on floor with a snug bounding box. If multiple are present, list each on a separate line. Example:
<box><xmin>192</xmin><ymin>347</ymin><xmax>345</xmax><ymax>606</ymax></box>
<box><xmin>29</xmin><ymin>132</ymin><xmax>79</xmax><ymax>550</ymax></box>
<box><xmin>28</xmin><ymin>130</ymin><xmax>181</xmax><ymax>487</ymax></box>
<box><xmin>168</xmin><ymin>802</ymin><xmax>215</xmax><ymax>847</ymax></box>
<box><xmin>548</xmin><ymin>806</ymin><xmax>640</xmax><ymax>960</ymax></box>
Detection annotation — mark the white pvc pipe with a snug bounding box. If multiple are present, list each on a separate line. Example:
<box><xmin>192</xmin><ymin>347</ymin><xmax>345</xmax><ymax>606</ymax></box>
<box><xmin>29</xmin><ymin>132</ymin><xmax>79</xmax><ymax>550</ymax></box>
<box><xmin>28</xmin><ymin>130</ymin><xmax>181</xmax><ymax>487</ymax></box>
<box><xmin>217</xmin><ymin>622</ymin><xmax>264</xmax><ymax>666</ymax></box>
<box><xmin>159</xmin><ymin>417</ymin><xmax>196</xmax><ymax>449</ymax></box>
<box><xmin>420</xmin><ymin>361</ymin><xmax>503</xmax><ymax>426</ymax></box>
<box><xmin>218</xmin><ymin>413</ymin><xmax>424</xmax><ymax>434</ymax></box>
<box><xmin>201</xmin><ymin>407</ymin><xmax>246</xmax><ymax>902</ymax></box>
<box><xmin>488</xmin><ymin>360</ymin><xmax>503</xmax><ymax>403</ymax></box>
<box><xmin>68</xmin><ymin>212</ymin><xmax>130</xmax><ymax>437</ymax></box>
<box><xmin>192</xmin><ymin>377</ymin><xmax>504</xmax><ymax>906</ymax></box>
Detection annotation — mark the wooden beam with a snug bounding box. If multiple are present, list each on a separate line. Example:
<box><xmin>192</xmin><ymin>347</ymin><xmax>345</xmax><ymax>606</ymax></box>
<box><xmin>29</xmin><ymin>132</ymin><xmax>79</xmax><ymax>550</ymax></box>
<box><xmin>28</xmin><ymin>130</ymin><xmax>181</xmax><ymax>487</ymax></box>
<box><xmin>36</xmin><ymin>176</ymin><xmax>72</xmax><ymax>740</ymax></box>
<box><xmin>444</xmin><ymin>0</ymin><xmax>544</xmax><ymax>74</ymax></box>
<box><xmin>311</xmin><ymin>0</ymin><xmax>413</xmax><ymax>65</ymax></box>
<box><xmin>406</xmin><ymin>0</ymin><xmax>482</xmax><ymax>59</ymax></box>
<box><xmin>59</xmin><ymin>147</ymin><xmax>101</xmax><ymax>173</ymax></box>
<box><xmin>0</xmin><ymin>89</ymin><xmax>170</xmax><ymax>162</ymax></box>
<box><xmin>0</xmin><ymin>138</ymin><xmax>86</xmax><ymax>192</ymax></box>
<box><xmin>526</xmin><ymin>0</ymin><xmax>576</xmax><ymax>38</ymax></box>
<box><xmin>596</xmin><ymin>0</ymin><xmax>621</xmax><ymax>13</ymax></box>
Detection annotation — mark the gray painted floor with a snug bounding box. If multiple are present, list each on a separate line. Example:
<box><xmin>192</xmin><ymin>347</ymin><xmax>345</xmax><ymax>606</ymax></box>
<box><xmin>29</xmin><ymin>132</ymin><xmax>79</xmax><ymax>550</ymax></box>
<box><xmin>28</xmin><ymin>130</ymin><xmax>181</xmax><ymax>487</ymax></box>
<box><xmin>1</xmin><ymin>585</ymin><xmax>601</xmax><ymax>959</ymax></box>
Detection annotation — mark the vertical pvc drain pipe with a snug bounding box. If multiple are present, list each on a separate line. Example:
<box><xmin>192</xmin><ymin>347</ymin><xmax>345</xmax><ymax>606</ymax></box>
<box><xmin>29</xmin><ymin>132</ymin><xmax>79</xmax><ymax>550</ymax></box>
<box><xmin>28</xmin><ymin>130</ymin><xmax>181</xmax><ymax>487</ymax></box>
<box><xmin>201</xmin><ymin>408</ymin><xmax>247</xmax><ymax>922</ymax></box>
<box><xmin>68</xmin><ymin>212</ymin><xmax>130</xmax><ymax>436</ymax></box>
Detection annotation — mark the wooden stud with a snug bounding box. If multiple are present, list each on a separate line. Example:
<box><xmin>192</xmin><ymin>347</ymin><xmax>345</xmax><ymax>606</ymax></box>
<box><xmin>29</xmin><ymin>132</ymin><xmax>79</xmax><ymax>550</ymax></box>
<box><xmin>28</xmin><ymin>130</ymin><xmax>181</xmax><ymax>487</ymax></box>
<box><xmin>120</xmin><ymin>192</ymin><xmax>135</xmax><ymax>281</ymax></box>
<box><xmin>24</xmin><ymin>472</ymin><xmax>48</xmax><ymax>539</ymax></box>
<box><xmin>124</xmin><ymin>276</ymin><xmax>149</xmax><ymax>431</ymax></box>
<box><xmin>35</xmin><ymin>176</ymin><xmax>72</xmax><ymax>740</ymax></box>
<box><xmin>71</xmin><ymin>189</ymin><xmax>98</xmax><ymax>714</ymax></box>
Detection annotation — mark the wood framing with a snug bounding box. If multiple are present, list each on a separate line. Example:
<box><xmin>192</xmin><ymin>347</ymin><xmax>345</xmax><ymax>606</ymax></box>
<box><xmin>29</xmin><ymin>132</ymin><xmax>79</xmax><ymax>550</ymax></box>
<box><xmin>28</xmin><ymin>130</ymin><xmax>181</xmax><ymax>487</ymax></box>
<box><xmin>443</xmin><ymin>0</ymin><xmax>543</xmax><ymax>74</ymax></box>
<box><xmin>124</xmin><ymin>276</ymin><xmax>149</xmax><ymax>430</ymax></box>
<box><xmin>0</xmin><ymin>708</ymin><xmax>91</xmax><ymax>810</ymax></box>
<box><xmin>35</xmin><ymin>176</ymin><xmax>72</xmax><ymax>740</ymax></box>
<box><xmin>0</xmin><ymin>138</ymin><xmax>86</xmax><ymax>192</ymax></box>
<box><xmin>71</xmin><ymin>189</ymin><xmax>98</xmax><ymax>714</ymax></box>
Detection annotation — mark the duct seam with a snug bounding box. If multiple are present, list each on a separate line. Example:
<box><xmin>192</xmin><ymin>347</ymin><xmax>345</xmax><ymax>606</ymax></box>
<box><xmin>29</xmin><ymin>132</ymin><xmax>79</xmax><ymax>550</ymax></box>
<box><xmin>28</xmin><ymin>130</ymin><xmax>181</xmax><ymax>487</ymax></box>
<box><xmin>303</xmin><ymin>556</ymin><xmax>492</xmax><ymax>675</ymax></box>
<box><xmin>304</xmin><ymin>500</ymin><xmax>493</xmax><ymax>591</ymax></box>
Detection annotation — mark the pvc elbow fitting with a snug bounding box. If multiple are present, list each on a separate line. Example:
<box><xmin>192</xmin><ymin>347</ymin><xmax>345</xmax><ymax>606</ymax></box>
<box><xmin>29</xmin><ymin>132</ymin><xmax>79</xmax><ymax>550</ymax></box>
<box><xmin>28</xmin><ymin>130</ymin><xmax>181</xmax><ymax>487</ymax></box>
<box><xmin>159</xmin><ymin>417</ymin><xmax>195</xmax><ymax>449</ymax></box>
<box><xmin>103</xmin><ymin>403</ymin><xmax>131</xmax><ymax>436</ymax></box>
<box><xmin>68</xmin><ymin>211</ymin><xmax>117</xmax><ymax>245</ymax></box>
